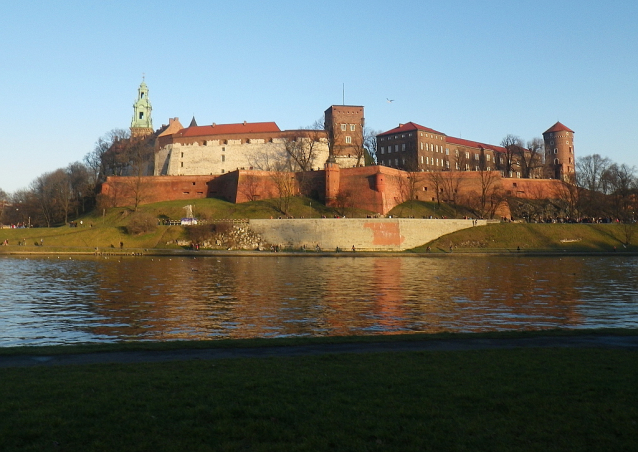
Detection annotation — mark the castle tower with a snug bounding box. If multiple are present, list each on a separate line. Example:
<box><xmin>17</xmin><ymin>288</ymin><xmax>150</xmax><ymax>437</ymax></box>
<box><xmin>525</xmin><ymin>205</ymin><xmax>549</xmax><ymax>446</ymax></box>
<box><xmin>543</xmin><ymin>122</ymin><xmax>575</xmax><ymax>180</ymax></box>
<box><xmin>130</xmin><ymin>78</ymin><xmax>153</xmax><ymax>137</ymax></box>
<box><xmin>324</xmin><ymin>105</ymin><xmax>365</xmax><ymax>167</ymax></box>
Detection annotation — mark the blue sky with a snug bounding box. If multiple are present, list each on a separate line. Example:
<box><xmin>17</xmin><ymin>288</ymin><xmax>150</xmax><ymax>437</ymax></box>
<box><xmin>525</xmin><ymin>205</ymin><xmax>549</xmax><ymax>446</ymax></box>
<box><xmin>1</xmin><ymin>0</ymin><xmax>636</xmax><ymax>192</ymax></box>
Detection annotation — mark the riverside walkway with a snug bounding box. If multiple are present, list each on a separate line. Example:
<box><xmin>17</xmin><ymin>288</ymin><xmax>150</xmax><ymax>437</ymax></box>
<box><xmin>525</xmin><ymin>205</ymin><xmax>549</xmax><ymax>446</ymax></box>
<box><xmin>2</xmin><ymin>334</ymin><xmax>637</xmax><ymax>368</ymax></box>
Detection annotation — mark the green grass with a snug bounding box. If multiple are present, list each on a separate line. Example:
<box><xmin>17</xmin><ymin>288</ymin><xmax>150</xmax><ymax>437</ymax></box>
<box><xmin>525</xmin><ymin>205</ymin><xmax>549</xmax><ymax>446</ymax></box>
<box><xmin>1</xmin><ymin>345</ymin><xmax>636</xmax><ymax>451</ymax></box>
<box><xmin>412</xmin><ymin>222</ymin><xmax>638</xmax><ymax>253</ymax></box>
<box><xmin>388</xmin><ymin>200</ymin><xmax>475</xmax><ymax>219</ymax></box>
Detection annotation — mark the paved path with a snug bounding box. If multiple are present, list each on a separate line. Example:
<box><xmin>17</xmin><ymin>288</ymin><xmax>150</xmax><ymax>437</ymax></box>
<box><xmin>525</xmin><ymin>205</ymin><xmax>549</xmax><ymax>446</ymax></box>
<box><xmin>1</xmin><ymin>335</ymin><xmax>637</xmax><ymax>368</ymax></box>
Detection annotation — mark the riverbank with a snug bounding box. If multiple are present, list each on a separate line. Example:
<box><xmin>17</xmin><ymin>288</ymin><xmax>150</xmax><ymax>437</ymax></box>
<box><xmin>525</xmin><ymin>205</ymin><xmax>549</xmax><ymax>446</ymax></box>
<box><xmin>2</xmin><ymin>219</ymin><xmax>637</xmax><ymax>255</ymax></box>
<box><xmin>1</xmin><ymin>330</ymin><xmax>637</xmax><ymax>451</ymax></box>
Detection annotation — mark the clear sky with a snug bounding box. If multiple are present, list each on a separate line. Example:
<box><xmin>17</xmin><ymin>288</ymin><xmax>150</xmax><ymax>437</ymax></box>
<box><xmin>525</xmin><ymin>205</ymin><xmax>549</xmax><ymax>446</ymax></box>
<box><xmin>1</xmin><ymin>0</ymin><xmax>636</xmax><ymax>193</ymax></box>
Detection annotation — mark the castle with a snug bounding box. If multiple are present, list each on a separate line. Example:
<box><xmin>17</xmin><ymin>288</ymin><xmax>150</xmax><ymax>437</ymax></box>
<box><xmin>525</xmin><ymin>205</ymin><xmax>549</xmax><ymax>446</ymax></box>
<box><xmin>101</xmin><ymin>80</ymin><xmax>573</xmax><ymax>216</ymax></box>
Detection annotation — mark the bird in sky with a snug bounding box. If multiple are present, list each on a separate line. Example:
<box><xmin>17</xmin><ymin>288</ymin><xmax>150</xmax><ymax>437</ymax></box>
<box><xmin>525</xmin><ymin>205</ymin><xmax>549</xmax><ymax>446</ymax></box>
<box><xmin>386</xmin><ymin>98</ymin><xmax>394</xmax><ymax>103</ymax></box>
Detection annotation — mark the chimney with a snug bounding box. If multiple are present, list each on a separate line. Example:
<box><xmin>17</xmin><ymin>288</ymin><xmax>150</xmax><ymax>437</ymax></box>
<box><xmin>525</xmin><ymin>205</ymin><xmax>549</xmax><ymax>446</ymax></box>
<box><xmin>399</xmin><ymin>123</ymin><xmax>404</xmax><ymax>127</ymax></box>
<box><xmin>243</xmin><ymin>121</ymin><xmax>247</xmax><ymax>125</ymax></box>
<box><xmin>212</xmin><ymin>123</ymin><xmax>216</xmax><ymax>127</ymax></box>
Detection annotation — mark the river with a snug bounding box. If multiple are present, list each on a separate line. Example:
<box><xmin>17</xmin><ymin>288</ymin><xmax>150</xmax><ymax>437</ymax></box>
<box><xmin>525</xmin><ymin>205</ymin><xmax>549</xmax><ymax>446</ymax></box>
<box><xmin>1</xmin><ymin>255</ymin><xmax>637</xmax><ymax>346</ymax></box>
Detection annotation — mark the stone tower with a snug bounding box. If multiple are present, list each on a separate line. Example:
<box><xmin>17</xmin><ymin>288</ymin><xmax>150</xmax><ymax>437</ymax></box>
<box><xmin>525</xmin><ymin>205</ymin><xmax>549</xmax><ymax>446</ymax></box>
<box><xmin>543</xmin><ymin>122</ymin><xmax>575</xmax><ymax>180</ymax></box>
<box><xmin>130</xmin><ymin>78</ymin><xmax>153</xmax><ymax>138</ymax></box>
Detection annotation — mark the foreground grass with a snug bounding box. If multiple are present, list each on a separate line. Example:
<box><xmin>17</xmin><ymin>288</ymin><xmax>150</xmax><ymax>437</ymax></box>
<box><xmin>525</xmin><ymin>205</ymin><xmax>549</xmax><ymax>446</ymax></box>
<box><xmin>1</xmin><ymin>346</ymin><xmax>636</xmax><ymax>451</ymax></box>
<box><xmin>413</xmin><ymin>222</ymin><xmax>638</xmax><ymax>253</ymax></box>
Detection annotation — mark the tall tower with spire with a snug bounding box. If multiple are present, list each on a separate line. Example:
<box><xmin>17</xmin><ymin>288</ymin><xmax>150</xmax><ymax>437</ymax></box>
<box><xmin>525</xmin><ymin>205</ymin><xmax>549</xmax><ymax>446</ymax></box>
<box><xmin>130</xmin><ymin>77</ymin><xmax>153</xmax><ymax>138</ymax></box>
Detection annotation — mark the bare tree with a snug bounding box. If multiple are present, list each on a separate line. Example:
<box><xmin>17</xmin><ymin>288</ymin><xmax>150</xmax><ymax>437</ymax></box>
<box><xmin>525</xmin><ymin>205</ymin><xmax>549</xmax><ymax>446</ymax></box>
<box><xmin>604</xmin><ymin>163</ymin><xmax>636</xmax><ymax>221</ymax></box>
<box><xmin>520</xmin><ymin>138</ymin><xmax>544</xmax><ymax>178</ymax></box>
<box><xmin>499</xmin><ymin>135</ymin><xmax>524</xmax><ymax>177</ymax></box>
<box><xmin>84</xmin><ymin>129</ymin><xmax>130</xmax><ymax>182</ymax></box>
<box><xmin>239</xmin><ymin>173</ymin><xmax>261</xmax><ymax>201</ymax></box>
<box><xmin>576</xmin><ymin>154</ymin><xmax>611</xmax><ymax>217</ymax></box>
<box><xmin>363</xmin><ymin>128</ymin><xmax>380</xmax><ymax>165</ymax></box>
<box><xmin>281</xmin><ymin>128</ymin><xmax>324</xmax><ymax>172</ymax></box>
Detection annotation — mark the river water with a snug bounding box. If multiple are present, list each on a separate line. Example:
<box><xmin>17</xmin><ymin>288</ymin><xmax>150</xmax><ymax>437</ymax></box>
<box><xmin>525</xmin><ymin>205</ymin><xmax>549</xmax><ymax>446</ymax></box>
<box><xmin>0</xmin><ymin>255</ymin><xmax>637</xmax><ymax>346</ymax></box>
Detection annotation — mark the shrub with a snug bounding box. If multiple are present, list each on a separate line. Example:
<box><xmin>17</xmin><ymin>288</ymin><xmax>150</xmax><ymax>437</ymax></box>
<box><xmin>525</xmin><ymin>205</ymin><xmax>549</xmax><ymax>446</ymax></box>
<box><xmin>186</xmin><ymin>222</ymin><xmax>233</xmax><ymax>243</ymax></box>
<box><xmin>126</xmin><ymin>212</ymin><xmax>157</xmax><ymax>235</ymax></box>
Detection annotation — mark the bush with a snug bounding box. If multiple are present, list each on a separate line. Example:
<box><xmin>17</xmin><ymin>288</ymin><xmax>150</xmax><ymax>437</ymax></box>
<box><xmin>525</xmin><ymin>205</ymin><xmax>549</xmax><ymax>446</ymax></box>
<box><xmin>126</xmin><ymin>212</ymin><xmax>157</xmax><ymax>235</ymax></box>
<box><xmin>186</xmin><ymin>222</ymin><xmax>233</xmax><ymax>243</ymax></box>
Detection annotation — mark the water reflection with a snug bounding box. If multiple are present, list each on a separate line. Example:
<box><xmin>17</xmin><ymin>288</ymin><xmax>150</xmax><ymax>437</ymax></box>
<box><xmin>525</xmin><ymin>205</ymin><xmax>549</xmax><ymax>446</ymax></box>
<box><xmin>1</xmin><ymin>255</ymin><xmax>637</xmax><ymax>346</ymax></box>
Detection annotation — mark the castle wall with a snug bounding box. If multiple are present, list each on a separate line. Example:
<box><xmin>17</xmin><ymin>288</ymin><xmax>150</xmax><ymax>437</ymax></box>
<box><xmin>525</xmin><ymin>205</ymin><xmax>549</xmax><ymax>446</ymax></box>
<box><xmin>102</xmin><ymin>165</ymin><xmax>568</xmax><ymax>217</ymax></box>
<box><xmin>249</xmin><ymin>218</ymin><xmax>487</xmax><ymax>251</ymax></box>
<box><xmin>155</xmin><ymin>136</ymin><xmax>330</xmax><ymax>176</ymax></box>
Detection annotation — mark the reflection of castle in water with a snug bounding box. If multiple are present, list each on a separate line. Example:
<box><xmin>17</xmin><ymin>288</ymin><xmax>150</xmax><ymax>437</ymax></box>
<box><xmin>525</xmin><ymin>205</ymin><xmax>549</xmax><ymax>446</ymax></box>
<box><xmin>88</xmin><ymin>256</ymin><xmax>587</xmax><ymax>340</ymax></box>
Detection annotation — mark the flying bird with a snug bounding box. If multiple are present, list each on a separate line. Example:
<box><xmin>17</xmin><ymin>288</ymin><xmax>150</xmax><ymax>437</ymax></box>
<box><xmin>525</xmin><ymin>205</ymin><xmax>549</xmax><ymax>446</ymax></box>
<box><xmin>386</xmin><ymin>98</ymin><xmax>394</xmax><ymax>103</ymax></box>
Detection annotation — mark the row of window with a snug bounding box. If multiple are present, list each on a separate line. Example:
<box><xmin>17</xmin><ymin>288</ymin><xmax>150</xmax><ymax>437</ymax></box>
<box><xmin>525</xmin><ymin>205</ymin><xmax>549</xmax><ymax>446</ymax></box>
<box><xmin>340</xmin><ymin>124</ymin><xmax>357</xmax><ymax>131</ymax></box>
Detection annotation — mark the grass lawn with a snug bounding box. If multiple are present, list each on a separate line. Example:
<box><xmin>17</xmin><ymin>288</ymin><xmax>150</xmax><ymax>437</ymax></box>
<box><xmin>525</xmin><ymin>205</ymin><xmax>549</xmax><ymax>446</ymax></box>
<box><xmin>1</xmin><ymin>346</ymin><xmax>637</xmax><ymax>451</ymax></box>
<box><xmin>413</xmin><ymin>222</ymin><xmax>638</xmax><ymax>253</ymax></box>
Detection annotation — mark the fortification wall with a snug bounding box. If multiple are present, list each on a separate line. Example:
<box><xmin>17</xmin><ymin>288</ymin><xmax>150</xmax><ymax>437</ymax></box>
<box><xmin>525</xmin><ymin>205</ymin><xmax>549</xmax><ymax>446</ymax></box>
<box><xmin>249</xmin><ymin>218</ymin><xmax>486</xmax><ymax>251</ymax></box>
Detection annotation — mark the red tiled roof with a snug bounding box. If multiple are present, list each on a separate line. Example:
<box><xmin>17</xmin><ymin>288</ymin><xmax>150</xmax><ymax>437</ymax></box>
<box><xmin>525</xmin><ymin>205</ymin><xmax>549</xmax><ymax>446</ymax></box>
<box><xmin>446</xmin><ymin>136</ymin><xmax>508</xmax><ymax>154</ymax></box>
<box><xmin>544</xmin><ymin>122</ymin><xmax>574</xmax><ymax>134</ymax></box>
<box><xmin>378</xmin><ymin>122</ymin><xmax>445</xmax><ymax>136</ymax></box>
<box><xmin>175</xmin><ymin>121</ymin><xmax>281</xmax><ymax>137</ymax></box>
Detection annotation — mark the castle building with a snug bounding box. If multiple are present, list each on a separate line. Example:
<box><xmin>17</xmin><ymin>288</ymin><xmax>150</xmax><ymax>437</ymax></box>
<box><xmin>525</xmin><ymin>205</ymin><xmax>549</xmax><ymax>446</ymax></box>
<box><xmin>130</xmin><ymin>79</ymin><xmax>153</xmax><ymax>138</ymax></box>
<box><xmin>153</xmin><ymin>102</ymin><xmax>365</xmax><ymax>176</ymax></box>
<box><xmin>377</xmin><ymin>121</ymin><xmax>573</xmax><ymax>180</ymax></box>
<box><xmin>543</xmin><ymin>122</ymin><xmax>575</xmax><ymax>180</ymax></box>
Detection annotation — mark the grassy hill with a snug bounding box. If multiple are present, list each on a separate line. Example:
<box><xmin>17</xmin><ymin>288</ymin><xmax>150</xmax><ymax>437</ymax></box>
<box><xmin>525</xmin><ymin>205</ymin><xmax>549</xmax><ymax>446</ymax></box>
<box><xmin>411</xmin><ymin>222</ymin><xmax>638</xmax><ymax>253</ymax></box>
<box><xmin>2</xmin><ymin>197</ymin><xmax>637</xmax><ymax>253</ymax></box>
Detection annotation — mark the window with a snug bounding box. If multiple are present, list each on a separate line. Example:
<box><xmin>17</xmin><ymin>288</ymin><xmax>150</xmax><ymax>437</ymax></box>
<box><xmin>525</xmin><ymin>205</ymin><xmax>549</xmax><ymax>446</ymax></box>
<box><xmin>139</xmin><ymin>112</ymin><xmax>144</xmax><ymax>119</ymax></box>
<box><xmin>554</xmin><ymin>148</ymin><xmax>558</xmax><ymax>154</ymax></box>
<box><xmin>420</xmin><ymin>143</ymin><xmax>423</xmax><ymax>150</ymax></box>
<box><xmin>221</xmin><ymin>169</ymin><xmax>225</xmax><ymax>173</ymax></box>
<box><xmin>445</xmin><ymin>148</ymin><xmax>449</xmax><ymax>155</ymax></box>
<box><xmin>426</xmin><ymin>157</ymin><xmax>429</xmax><ymax>164</ymax></box>
<box><xmin>455</xmin><ymin>162</ymin><xmax>459</xmax><ymax>169</ymax></box>
<box><xmin>455</xmin><ymin>150</ymin><xmax>459</xmax><ymax>157</ymax></box>
<box><xmin>446</xmin><ymin>161</ymin><xmax>450</xmax><ymax>168</ymax></box>
<box><xmin>474</xmin><ymin>154</ymin><xmax>479</xmax><ymax>161</ymax></box>
<box><xmin>350</xmin><ymin>124</ymin><xmax>356</xmax><ymax>131</ymax></box>
<box><xmin>465</xmin><ymin>164</ymin><xmax>469</xmax><ymax>171</ymax></box>
<box><xmin>380</xmin><ymin>146</ymin><xmax>385</xmax><ymax>154</ymax></box>
<box><xmin>181</xmin><ymin>152</ymin><xmax>184</xmax><ymax>158</ymax></box>
<box><xmin>395</xmin><ymin>145</ymin><xmax>399</xmax><ymax>152</ymax></box>
<box><xmin>345</xmin><ymin>136</ymin><xmax>352</xmax><ymax>144</ymax></box>
<box><xmin>516</xmin><ymin>172</ymin><xmax>521</xmax><ymax>178</ymax></box>
<box><xmin>465</xmin><ymin>152</ymin><xmax>470</xmax><ymax>159</ymax></box>
<box><xmin>401</xmin><ymin>144</ymin><xmax>405</xmax><ymax>151</ymax></box>
<box><xmin>486</xmin><ymin>154</ymin><xmax>491</xmax><ymax>161</ymax></box>
<box><xmin>487</xmin><ymin>166</ymin><xmax>490</xmax><ymax>171</ymax></box>
<box><xmin>421</xmin><ymin>156</ymin><xmax>424</xmax><ymax>163</ymax></box>
<box><xmin>221</xmin><ymin>155</ymin><xmax>225</xmax><ymax>162</ymax></box>
<box><xmin>180</xmin><ymin>162</ymin><xmax>183</xmax><ymax>167</ymax></box>
<box><xmin>395</xmin><ymin>158</ymin><xmax>399</xmax><ymax>166</ymax></box>
<box><xmin>341</xmin><ymin>124</ymin><xmax>347</xmax><ymax>131</ymax></box>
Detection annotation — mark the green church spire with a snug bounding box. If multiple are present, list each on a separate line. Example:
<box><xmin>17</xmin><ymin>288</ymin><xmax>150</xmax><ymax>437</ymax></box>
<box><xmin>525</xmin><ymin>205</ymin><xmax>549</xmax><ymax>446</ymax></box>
<box><xmin>131</xmin><ymin>77</ymin><xmax>153</xmax><ymax>137</ymax></box>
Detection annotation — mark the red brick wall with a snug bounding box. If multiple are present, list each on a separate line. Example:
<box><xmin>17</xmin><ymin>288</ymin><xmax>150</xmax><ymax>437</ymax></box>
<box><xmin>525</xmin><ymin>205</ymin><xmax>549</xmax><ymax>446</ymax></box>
<box><xmin>101</xmin><ymin>166</ymin><xmax>567</xmax><ymax>217</ymax></box>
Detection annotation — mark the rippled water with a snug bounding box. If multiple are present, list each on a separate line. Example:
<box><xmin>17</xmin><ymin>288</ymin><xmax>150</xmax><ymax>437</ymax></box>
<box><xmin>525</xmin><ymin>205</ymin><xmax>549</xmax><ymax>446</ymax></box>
<box><xmin>1</xmin><ymin>255</ymin><xmax>637</xmax><ymax>346</ymax></box>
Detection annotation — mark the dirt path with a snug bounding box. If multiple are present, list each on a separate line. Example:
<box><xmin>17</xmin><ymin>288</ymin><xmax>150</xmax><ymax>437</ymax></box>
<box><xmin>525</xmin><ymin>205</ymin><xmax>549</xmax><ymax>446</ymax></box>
<box><xmin>1</xmin><ymin>334</ymin><xmax>637</xmax><ymax>368</ymax></box>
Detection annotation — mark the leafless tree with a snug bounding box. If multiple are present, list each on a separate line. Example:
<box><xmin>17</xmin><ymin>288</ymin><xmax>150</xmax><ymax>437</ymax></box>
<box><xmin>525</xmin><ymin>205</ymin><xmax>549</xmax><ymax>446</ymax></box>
<box><xmin>281</xmin><ymin>128</ymin><xmax>324</xmax><ymax>172</ymax></box>
<box><xmin>363</xmin><ymin>128</ymin><xmax>381</xmax><ymax>165</ymax></box>
<box><xmin>519</xmin><ymin>138</ymin><xmax>544</xmax><ymax>178</ymax></box>
<box><xmin>499</xmin><ymin>135</ymin><xmax>524</xmax><ymax>177</ymax></box>
<box><xmin>239</xmin><ymin>173</ymin><xmax>261</xmax><ymax>202</ymax></box>
<box><xmin>84</xmin><ymin>129</ymin><xmax>130</xmax><ymax>182</ymax></box>
<box><xmin>604</xmin><ymin>163</ymin><xmax>636</xmax><ymax>221</ymax></box>
<box><xmin>576</xmin><ymin>154</ymin><xmax>612</xmax><ymax>216</ymax></box>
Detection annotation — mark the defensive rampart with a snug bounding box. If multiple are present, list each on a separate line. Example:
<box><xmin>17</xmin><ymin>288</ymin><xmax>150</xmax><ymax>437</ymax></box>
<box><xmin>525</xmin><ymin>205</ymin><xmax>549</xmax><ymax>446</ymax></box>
<box><xmin>249</xmin><ymin>218</ymin><xmax>489</xmax><ymax>251</ymax></box>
